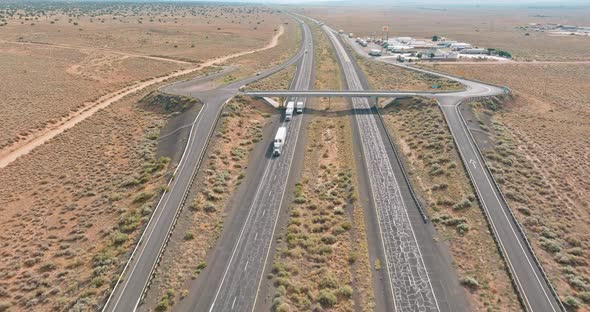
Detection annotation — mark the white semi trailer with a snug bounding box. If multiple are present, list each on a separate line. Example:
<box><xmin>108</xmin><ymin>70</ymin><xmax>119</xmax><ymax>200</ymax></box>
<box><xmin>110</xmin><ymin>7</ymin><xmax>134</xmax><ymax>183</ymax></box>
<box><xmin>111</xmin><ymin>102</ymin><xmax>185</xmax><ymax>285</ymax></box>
<box><xmin>285</xmin><ymin>101</ymin><xmax>295</xmax><ymax>121</ymax></box>
<box><xmin>273</xmin><ymin>126</ymin><xmax>287</xmax><ymax>157</ymax></box>
<box><xmin>296</xmin><ymin>101</ymin><xmax>304</xmax><ymax>114</ymax></box>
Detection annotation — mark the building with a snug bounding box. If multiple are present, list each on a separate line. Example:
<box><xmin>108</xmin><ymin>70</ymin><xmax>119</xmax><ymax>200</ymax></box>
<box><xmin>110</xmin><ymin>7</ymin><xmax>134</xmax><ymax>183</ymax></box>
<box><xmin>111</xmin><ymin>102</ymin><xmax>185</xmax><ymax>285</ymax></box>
<box><xmin>450</xmin><ymin>42</ymin><xmax>472</xmax><ymax>50</ymax></box>
<box><xmin>461</xmin><ymin>48</ymin><xmax>488</xmax><ymax>54</ymax></box>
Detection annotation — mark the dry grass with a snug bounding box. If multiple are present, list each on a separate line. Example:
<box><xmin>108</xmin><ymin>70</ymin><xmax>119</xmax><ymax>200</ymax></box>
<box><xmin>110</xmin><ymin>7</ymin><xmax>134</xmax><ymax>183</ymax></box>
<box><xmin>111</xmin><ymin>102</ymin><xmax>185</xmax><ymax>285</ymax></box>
<box><xmin>302</xmin><ymin>6</ymin><xmax>590</xmax><ymax>61</ymax></box>
<box><xmin>0</xmin><ymin>3</ymin><xmax>284</xmax><ymax>150</ymax></box>
<box><xmin>214</xmin><ymin>17</ymin><xmax>300</xmax><ymax>85</ymax></box>
<box><xmin>382</xmin><ymin>97</ymin><xmax>520</xmax><ymax>311</ymax></box>
<box><xmin>0</xmin><ymin>3</ymin><xmax>282</xmax><ymax>62</ymax></box>
<box><xmin>269</xmin><ymin>22</ymin><xmax>374</xmax><ymax>312</ymax></box>
<box><xmin>0</xmin><ymin>84</ymin><xmax>184</xmax><ymax>311</ymax></box>
<box><xmin>0</xmin><ymin>42</ymin><xmax>186</xmax><ymax>149</ymax></box>
<box><xmin>143</xmin><ymin>96</ymin><xmax>272</xmax><ymax>311</ymax></box>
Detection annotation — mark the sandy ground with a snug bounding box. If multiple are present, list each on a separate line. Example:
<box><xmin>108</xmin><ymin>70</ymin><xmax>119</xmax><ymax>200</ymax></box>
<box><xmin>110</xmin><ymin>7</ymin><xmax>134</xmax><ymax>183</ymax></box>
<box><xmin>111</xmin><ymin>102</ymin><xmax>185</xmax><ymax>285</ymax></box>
<box><xmin>0</xmin><ymin>24</ymin><xmax>284</xmax><ymax>169</ymax></box>
<box><xmin>0</xmin><ymin>9</ymin><xmax>290</xmax><ymax>311</ymax></box>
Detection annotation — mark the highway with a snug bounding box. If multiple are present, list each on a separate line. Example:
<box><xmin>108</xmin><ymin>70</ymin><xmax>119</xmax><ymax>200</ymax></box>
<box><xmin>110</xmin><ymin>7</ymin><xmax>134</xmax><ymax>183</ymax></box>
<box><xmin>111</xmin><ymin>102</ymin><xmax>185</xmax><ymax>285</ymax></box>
<box><xmin>101</xmin><ymin>16</ymin><xmax>311</xmax><ymax>312</ymax></box>
<box><xmin>322</xmin><ymin>23</ymin><xmax>440</xmax><ymax>312</ymax></box>
<box><xmin>196</xmin><ymin>19</ymin><xmax>313</xmax><ymax>312</ymax></box>
<box><xmin>345</xmin><ymin>32</ymin><xmax>563</xmax><ymax>312</ymax></box>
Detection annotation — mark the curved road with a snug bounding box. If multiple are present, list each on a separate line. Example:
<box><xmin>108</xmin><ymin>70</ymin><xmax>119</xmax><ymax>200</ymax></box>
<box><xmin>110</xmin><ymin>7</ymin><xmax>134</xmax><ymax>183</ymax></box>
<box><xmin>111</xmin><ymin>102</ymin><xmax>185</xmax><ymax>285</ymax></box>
<box><xmin>344</xmin><ymin>30</ymin><xmax>563</xmax><ymax>312</ymax></box>
<box><xmin>101</xmin><ymin>15</ymin><xmax>311</xmax><ymax>312</ymax></box>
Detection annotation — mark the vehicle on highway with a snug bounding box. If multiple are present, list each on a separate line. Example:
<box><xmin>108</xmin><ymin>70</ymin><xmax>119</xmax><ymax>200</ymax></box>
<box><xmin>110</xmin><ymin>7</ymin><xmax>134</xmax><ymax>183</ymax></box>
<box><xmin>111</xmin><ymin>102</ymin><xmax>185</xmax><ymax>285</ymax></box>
<box><xmin>296</xmin><ymin>101</ymin><xmax>304</xmax><ymax>114</ymax></box>
<box><xmin>368</xmin><ymin>49</ymin><xmax>382</xmax><ymax>56</ymax></box>
<box><xmin>285</xmin><ymin>101</ymin><xmax>295</xmax><ymax>121</ymax></box>
<box><xmin>349</xmin><ymin>33</ymin><xmax>354</xmax><ymax>38</ymax></box>
<box><xmin>273</xmin><ymin>126</ymin><xmax>287</xmax><ymax>157</ymax></box>
<box><xmin>256</xmin><ymin>71</ymin><xmax>261</xmax><ymax>76</ymax></box>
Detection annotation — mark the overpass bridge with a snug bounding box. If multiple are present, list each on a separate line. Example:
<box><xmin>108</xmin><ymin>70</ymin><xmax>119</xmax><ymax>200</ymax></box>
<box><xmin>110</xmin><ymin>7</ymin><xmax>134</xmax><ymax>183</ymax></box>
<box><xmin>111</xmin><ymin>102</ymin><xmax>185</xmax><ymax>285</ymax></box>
<box><xmin>242</xmin><ymin>89</ymin><xmax>430</xmax><ymax>98</ymax></box>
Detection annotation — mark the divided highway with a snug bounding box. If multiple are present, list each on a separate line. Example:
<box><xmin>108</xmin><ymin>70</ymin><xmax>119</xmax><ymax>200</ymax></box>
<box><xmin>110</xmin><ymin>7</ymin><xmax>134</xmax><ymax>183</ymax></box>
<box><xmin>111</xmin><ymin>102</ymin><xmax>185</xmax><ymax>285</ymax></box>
<box><xmin>346</xmin><ymin>33</ymin><xmax>563</xmax><ymax>312</ymax></box>
<box><xmin>101</xmin><ymin>16</ymin><xmax>311</xmax><ymax>312</ymax></box>
<box><xmin>322</xmin><ymin>23</ymin><xmax>440</xmax><ymax>312</ymax></box>
<box><xmin>202</xmin><ymin>20</ymin><xmax>313</xmax><ymax>312</ymax></box>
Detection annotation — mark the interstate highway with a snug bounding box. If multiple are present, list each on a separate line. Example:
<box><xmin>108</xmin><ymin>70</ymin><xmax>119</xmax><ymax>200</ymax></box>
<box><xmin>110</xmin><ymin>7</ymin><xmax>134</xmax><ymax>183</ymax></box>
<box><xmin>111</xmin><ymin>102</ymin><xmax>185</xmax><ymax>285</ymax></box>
<box><xmin>322</xmin><ymin>23</ymin><xmax>440</xmax><ymax>312</ymax></box>
<box><xmin>346</xmin><ymin>30</ymin><xmax>563</xmax><ymax>312</ymax></box>
<box><xmin>101</xmin><ymin>15</ymin><xmax>312</xmax><ymax>312</ymax></box>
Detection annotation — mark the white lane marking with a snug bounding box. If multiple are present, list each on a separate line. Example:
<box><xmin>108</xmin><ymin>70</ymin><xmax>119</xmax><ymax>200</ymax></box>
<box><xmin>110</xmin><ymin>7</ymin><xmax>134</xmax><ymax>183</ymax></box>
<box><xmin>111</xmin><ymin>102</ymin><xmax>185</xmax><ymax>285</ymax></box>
<box><xmin>451</xmin><ymin>104</ymin><xmax>558</xmax><ymax>312</ymax></box>
<box><xmin>254</xmin><ymin>232</ymin><xmax>258</xmax><ymax>241</ymax></box>
<box><xmin>262</xmin><ymin>209</ymin><xmax>266</xmax><ymax>217</ymax></box>
<box><xmin>208</xmin><ymin>158</ymin><xmax>273</xmax><ymax>312</ymax></box>
<box><xmin>107</xmin><ymin>100</ymin><xmax>208</xmax><ymax>312</ymax></box>
<box><xmin>231</xmin><ymin>296</ymin><xmax>237</xmax><ymax>310</ymax></box>
<box><xmin>244</xmin><ymin>261</ymin><xmax>249</xmax><ymax>271</ymax></box>
<box><xmin>470</xmin><ymin>159</ymin><xmax>477</xmax><ymax>169</ymax></box>
<box><xmin>251</xmin><ymin>17</ymin><xmax>313</xmax><ymax>312</ymax></box>
<box><xmin>211</xmin><ymin>16</ymin><xmax>311</xmax><ymax>312</ymax></box>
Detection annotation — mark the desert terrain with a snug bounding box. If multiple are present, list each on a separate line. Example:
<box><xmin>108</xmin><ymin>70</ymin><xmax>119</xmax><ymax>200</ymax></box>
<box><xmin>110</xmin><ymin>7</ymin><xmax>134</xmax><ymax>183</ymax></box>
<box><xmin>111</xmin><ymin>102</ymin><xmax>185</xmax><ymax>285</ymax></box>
<box><xmin>427</xmin><ymin>63</ymin><xmax>590</xmax><ymax>309</ymax></box>
<box><xmin>0</xmin><ymin>3</ymin><xmax>294</xmax><ymax>311</ymax></box>
<box><xmin>303</xmin><ymin>6</ymin><xmax>590</xmax><ymax>61</ymax></box>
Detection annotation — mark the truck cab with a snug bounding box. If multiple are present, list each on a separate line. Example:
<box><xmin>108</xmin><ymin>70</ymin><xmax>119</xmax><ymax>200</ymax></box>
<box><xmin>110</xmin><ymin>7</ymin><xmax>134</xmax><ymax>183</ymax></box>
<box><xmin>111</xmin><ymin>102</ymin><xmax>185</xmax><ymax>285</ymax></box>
<box><xmin>273</xmin><ymin>126</ymin><xmax>287</xmax><ymax>157</ymax></box>
<box><xmin>296</xmin><ymin>101</ymin><xmax>304</xmax><ymax>114</ymax></box>
<box><xmin>285</xmin><ymin>101</ymin><xmax>295</xmax><ymax>121</ymax></box>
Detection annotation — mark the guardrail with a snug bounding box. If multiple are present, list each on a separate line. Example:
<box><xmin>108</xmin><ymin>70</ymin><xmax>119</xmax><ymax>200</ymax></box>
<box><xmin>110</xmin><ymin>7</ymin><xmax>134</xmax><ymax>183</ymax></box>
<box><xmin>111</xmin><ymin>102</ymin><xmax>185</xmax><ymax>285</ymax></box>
<box><xmin>375</xmin><ymin>103</ymin><xmax>429</xmax><ymax>223</ymax></box>
<box><xmin>137</xmin><ymin>96</ymin><xmax>228</xmax><ymax>304</ymax></box>
<box><xmin>454</xmin><ymin>103</ymin><xmax>566</xmax><ymax>312</ymax></box>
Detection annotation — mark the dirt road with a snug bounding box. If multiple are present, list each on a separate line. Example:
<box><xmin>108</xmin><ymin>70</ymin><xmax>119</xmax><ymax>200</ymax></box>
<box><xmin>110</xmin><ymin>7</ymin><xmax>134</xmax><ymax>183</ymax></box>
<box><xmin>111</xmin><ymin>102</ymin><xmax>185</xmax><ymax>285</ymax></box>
<box><xmin>0</xmin><ymin>25</ymin><xmax>284</xmax><ymax>168</ymax></box>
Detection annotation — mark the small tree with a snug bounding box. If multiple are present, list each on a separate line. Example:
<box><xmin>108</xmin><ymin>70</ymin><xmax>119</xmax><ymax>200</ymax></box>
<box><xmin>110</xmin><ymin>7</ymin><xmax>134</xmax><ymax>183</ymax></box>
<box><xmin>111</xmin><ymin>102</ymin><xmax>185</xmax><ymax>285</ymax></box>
<box><xmin>432</xmin><ymin>35</ymin><xmax>439</xmax><ymax>41</ymax></box>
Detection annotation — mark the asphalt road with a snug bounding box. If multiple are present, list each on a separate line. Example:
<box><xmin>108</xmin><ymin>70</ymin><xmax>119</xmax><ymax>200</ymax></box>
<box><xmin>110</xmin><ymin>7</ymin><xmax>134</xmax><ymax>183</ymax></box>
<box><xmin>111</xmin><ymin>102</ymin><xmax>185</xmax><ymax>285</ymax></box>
<box><xmin>200</xmin><ymin>20</ymin><xmax>313</xmax><ymax>312</ymax></box>
<box><xmin>346</xmin><ymin>35</ymin><xmax>563</xmax><ymax>312</ymax></box>
<box><xmin>101</xmin><ymin>15</ymin><xmax>311</xmax><ymax>312</ymax></box>
<box><xmin>323</xmin><ymin>23</ymin><xmax>440</xmax><ymax>312</ymax></box>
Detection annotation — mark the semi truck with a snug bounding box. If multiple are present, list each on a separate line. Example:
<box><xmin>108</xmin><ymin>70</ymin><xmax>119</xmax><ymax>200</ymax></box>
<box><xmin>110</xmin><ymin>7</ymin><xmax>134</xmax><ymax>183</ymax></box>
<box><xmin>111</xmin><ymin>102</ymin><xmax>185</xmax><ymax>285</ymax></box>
<box><xmin>273</xmin><ymin>126</ymin><xmax>287</xmax><ymax>157</ymax></box>
<box><xmin>296</xmin><ymin>101</ymin><xmax>304</xmax><ymax>114</ymax></box>
<box><xmin>285</xmin><ymin>101</ymin><xmax>295</xmax><ymax>121</ymax></box>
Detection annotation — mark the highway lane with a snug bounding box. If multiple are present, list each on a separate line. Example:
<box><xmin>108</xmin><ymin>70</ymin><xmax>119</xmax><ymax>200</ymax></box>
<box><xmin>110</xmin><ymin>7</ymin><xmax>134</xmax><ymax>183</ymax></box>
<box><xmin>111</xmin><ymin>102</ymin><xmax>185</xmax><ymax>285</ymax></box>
<box><xmin>345</xmin><ymin>34</ymin><xmax>563</xmax><ymax>312</ymax></box>
<box><xmin>101</xmin><ymin>16</ymin><xmax>310</xmax><ymax>312</ymax></box>
<box><xmin>322</xmin><ymin>23</ymin><xmax>440</xmax><ymax>312</ymax></box>
<box><xmin>204</xmin><ymin>19</ymin><xmax>313</xmax><ymax>312</ymax></box>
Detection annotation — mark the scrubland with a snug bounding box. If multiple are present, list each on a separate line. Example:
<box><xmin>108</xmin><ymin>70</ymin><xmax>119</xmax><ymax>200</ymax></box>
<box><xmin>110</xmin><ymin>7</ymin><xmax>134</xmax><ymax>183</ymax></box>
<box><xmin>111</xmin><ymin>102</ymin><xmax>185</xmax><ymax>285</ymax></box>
<box><xmin>304</xmin><ymin>6</ymin><xmax>590</xmax><ymax>61</ymax></box>
<box><xmin>270</xmin><ymin>22</ymin><xmax>374</xmax><ymax>312</ymax></box>
<box><xmin>142</xmin><ymin>96</ymin><xmax>272</xmax><ymax>312</ymax></box>
<box><xmin>0</xmin><ymin>2</ymin><xmax>283</xmax><ymax>151</ymax></box>
<box><xmin>381</xmin><ymin>97</ymin><xmax>519</xmax><ymax>311</ymax></box>
<box><xmin>0</xmin><ymin>3</ymin><xmax>297</xmax><ymax>311</ymax></box>
<box><xmin>0</xmin><ymin>86</ymin><xmax>200</xmax><ymax>311</ymax></box>
<box><xmin>426</xmin><ymin>62</ymin><xmax>590</xmax><ymax>309</ymax></box>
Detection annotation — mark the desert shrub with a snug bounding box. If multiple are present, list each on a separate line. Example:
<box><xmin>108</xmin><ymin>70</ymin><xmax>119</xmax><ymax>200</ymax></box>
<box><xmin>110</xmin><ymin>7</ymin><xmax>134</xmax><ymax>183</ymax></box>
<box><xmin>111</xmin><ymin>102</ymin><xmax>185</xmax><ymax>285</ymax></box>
<box><xmin>319</xmin><ymin>274</ymin><xmax>338</xmax><ymax>289</ymax></box>
<box><xmin>184</xmin><ymin>232</ymin><xmax>194</xmax><ymax>241</ymax></box>
<box><xmin>318</xmin><ymin>289</ymin><xmax>337</xmax><ymax>307</ymax></box>
<box><xmin>577</xmin><ymin>292</ymin><xmax>590</xmax><ymax>303</ymax></box>
<box><xmin>453</xmin><ymin>198</ymin><xmax>472</xmax><ymax>210</ymax></box>
<box><xmin>155</xmin><ymin>297</ymin><xmax>169</xmax><ymax>311</ymax></box>
<box><xmin>456</xmin><ymin>223</ymin><xmax>470</xmax><ymax>235</ymax></box>
<box><xmin>337</xmin><ymin>286</ymin><xmax>353</xmax><ymax>298</ymax></box>
<box><xmin>112</xmin><ymin>231</ymin><xmax>129</xmax><ymax>246</ymax></box>
<box><xmin>563</xmin><ymin>296</ymin><xmax>581</xmax><ymax>309</ymax></box>
<box><xmin>540</xmin><ymin>240</ymin><xmax>562</xmax><ymax>254</ymax></box>
<box><xmin>203</xmin><ymin>203</ymin><xmax>216</xmax><ymax>213</ymax></box>
<box><xmin>321</xmin><ymin>235</ymin><xmax>337</xmax><ymax>245</ymax></box>
<box><xmin>133</xmin><ymin>191</ymin><xmax>153</xmax><ymax>204</ymax></box>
